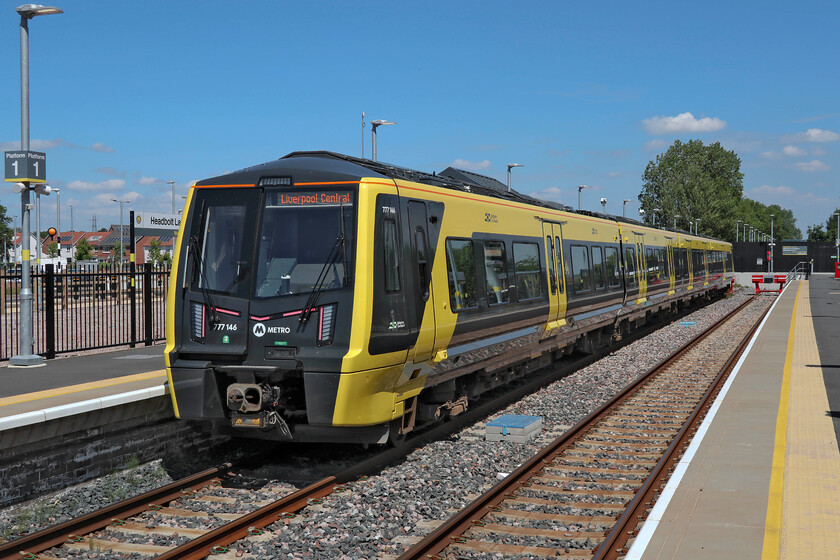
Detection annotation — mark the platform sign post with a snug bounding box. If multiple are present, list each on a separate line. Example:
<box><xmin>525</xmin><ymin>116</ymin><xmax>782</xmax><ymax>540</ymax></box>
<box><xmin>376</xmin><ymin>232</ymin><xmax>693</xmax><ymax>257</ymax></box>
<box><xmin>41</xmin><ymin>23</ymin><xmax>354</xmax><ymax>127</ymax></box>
<box><xmin>4</xmin><ymin>151</ymin><xmax>46</xmax><ymax>183</ymax></box>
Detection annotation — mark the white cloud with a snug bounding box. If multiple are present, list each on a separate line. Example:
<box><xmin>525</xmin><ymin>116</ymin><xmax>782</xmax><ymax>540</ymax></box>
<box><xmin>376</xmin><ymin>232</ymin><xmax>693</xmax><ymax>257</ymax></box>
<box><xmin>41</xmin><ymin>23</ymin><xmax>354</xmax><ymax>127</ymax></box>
<box><xmin>782</xmin><ymin>145</ymin><xmax>806</xmax><ymax>156</ymax></box>
<box><xmin>812</xmin><ymin>147</ymin><xmax>828</xmax><ymax>156</ymax></box>
<box><xmin>91</xmin><ymin>142</ymin><xmax>115</xmax><ymax>153</ymax></box>
<box><xmin>66</xmin><ymin>178</ymin><xmax>126</xmax><ymax>191</ymax></box>
<box><xmin>642</xmin><ymin>112</ymin><xmax>726</xmax><ymax>135</ymax></box>
<box><xmin>643</xmin><ymin>139</ymin><xmax>668</xmax><ymax>151</ymax></box>
<box><xmin>749</xmin><ymin>185</ymin><xmax>795</xmax><ymax>196</ymax></box>
<box><xmin>606</xmin><ymin>171</ymin><xmax>622</xmax><ymax>178</ymax></box>
<box><xmin>138</xmin><ymin>176</ymin><xmax>159</xmax><ymax>185</ymax></box>
<box><xmin>450</xmin><ymin>159</ymin><xmax>492</xmax><ymax>171</ymax></box>
<box><xmin>760</xmin><ymin>151</ymin><xmax>782</xmax><ymax>160</ymax></box>
<box><xmin>793</xmin><ymin>160</ymin><xmax>829</xmax><ymax>172</ymax></box>
<box><xmin>788</xmin><ymin>128</ymin><xmax>840</xmax><ymax>143</ymax></box>
<box><xmin>528</xmin><ymin>186</ymin><xmax>567</xmax><ymax>202</ymax></box>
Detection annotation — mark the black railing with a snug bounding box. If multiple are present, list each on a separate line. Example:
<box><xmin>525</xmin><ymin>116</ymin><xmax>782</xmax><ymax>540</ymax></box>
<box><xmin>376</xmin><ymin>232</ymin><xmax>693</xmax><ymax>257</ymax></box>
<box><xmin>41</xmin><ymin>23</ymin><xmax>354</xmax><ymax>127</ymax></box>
<box><xmin>0</xmin><ymin>263</ymin><xmax>170</xmax><ymax>361</ymax></box>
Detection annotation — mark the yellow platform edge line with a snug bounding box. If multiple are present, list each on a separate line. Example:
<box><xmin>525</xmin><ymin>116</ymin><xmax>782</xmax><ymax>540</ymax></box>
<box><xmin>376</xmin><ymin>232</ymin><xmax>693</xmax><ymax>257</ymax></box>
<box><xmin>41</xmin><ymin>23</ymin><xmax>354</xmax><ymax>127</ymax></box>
<box><xmin>0</xmin><ymin>370</ymin><xmax>167</xmax><ymax>408</ymax></box>
<box><xmin>761</xmin><ymin>282</ymin><xmax>801</xmax><ymax>560</ymax></box>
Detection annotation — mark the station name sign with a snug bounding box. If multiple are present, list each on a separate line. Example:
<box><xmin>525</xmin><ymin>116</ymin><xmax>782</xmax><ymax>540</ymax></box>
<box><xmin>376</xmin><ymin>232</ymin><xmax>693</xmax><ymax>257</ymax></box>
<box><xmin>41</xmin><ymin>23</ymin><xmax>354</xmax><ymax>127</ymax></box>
<box><xmin>135</xmin><ymin>212</ymin><xmax>181</xmax><ymax>231</ymax></box>
<box><xmin>273</xmin><ymin>191</ymin><xmax>353</xmax><ymax>206</ymax></box>
<box><xmin>4</xmin><ymin>150</ymin><xmax>47</xmax><ymax>183</ymax></box>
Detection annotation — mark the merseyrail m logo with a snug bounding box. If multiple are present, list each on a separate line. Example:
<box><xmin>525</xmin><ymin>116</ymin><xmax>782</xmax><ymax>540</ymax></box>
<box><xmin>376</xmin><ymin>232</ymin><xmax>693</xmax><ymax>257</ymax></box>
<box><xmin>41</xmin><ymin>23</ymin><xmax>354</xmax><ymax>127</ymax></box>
<box><xmin>253</xmin><ymin>323</ymin><xmax>291</xmax><ymax>337</ymax></box>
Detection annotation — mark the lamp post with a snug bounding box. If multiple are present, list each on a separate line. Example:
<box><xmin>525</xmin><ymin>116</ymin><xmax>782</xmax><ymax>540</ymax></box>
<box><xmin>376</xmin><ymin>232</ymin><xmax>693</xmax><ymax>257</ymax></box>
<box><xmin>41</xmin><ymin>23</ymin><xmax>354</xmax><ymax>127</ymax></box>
<box><xmin>10</xmin><ymin>3</ymin><xmax>62</xmax><ymax>367</ymax></box>
<box><xmin>623</xmin><ymin>199</ymin><xmax>633</xmax><ymax>217</ymax></box>
<box><xmin>53</xmin><ymin>187</ymin><xmax>60</xmax><ymax>268</ymax></box>
<box><xmin>736</xmin><ymin>219</ymin><xmax>742</xmax><ymax>242</ymax></box>
<box><xmin>69</xmin><ymin>204</ymin><xmax>73</xmax><ymax>231</ymax></box>
<box><xmin>577</xmin><ymin>185</ymin><xmax>591</xmax><ymax>210</ymax></box>
<box><xmin>600</xmin><ymin>197</ymin><xmax>607</xmax><ymax>214</ymax></box>
<box><xmin>111</xmin><ymin>199</ymin><xmax>130</xmax><ymax>267</ymax></box>
<box><xmin>674</xmin><ymin>214</ymin><xmax>680</xmax><ymax>229</ymax></box>
<box><xmin>370</xmin><ymin>119</ymin><xmax>395</xmax><ymax>161</ymax></box>
<box><xmin>695</xmin><ymin>218</ymin><xmax>701</xmax><ymax>235</ymax></box>
<box><xmin>769</xmin><ymin>214</ymin><xmax>774</xmax><ymax>273</ymax></box>
<box><xmin>168</xmin><ymin>180</ymin><xmax>175</xmax><ymax>214</ymax></box>
<box><xmin>506</xmin><ymin>163</ymin><xmax>523</xmax><ymax>192</ymax></box>
<box><xmin>652</xmin><ymin>208</ymin><xmax>661</xmax><ymax>227</ymax></box>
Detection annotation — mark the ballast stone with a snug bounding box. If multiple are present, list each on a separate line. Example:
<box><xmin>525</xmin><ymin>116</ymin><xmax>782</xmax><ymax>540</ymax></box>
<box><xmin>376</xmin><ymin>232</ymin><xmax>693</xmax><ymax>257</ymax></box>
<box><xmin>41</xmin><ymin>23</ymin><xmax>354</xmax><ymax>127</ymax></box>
<box><xmin>485</xmin><ymin>414</ymin><xmax>542</xmax><ymax>443</ymax></box>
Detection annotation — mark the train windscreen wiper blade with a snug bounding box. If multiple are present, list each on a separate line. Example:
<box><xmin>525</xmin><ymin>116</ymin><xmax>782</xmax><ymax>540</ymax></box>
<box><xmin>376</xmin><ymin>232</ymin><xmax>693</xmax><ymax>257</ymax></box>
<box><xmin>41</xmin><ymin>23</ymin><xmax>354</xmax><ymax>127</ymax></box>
<box><xmin>300</xmin><ymin>234</ymin><xmax>344</xmax><ymax>326</ymax></box>
<box><xmin>189</xmin><ymin>234</ymin><xmax>220</xmax><ymax>326</ymax></box>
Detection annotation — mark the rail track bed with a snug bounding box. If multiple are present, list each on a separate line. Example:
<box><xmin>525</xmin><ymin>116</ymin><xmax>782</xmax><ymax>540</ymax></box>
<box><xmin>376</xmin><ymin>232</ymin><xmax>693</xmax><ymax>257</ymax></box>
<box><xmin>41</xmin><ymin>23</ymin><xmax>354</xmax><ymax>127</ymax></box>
<box><xmin>399</xmin><ymin>295</ymin><xmax>769</xmax><ymax>559</ymax></box>
<box><xmin>0</xmin><ymin>291</ymin><xmax>769</xmax><ymax>559</ymax></box>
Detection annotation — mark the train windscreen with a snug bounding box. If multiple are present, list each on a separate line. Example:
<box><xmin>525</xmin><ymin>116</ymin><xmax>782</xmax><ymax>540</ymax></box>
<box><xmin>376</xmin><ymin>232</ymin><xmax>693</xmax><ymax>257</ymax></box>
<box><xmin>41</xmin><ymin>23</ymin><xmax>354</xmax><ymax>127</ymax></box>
<box><xmin>252</xmin><ymin>189</ymin><xmax>355</xmax><ymax>299</ymax></box>
<box><xmin>191</xmin><ymin>189</ymin><xmax>260</xmax><ymax>298</ymax></box>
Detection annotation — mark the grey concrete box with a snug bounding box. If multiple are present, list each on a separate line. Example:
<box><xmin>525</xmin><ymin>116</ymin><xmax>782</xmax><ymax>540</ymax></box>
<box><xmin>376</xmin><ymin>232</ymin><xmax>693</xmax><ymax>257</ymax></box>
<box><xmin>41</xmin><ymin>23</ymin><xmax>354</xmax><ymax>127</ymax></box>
<box><xmin>485</xmin><ymin>414</ymin><xmax>542</xmax><ymax>443</ymax></box>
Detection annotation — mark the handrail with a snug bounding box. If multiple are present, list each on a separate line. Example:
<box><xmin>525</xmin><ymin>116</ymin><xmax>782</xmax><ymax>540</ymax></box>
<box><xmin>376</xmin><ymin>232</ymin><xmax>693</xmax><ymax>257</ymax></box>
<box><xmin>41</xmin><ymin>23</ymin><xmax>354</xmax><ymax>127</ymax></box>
<box><xmin>787</xmin><ymin>261</ymin><xmax>809</xmax><ymax>282</ymax></box>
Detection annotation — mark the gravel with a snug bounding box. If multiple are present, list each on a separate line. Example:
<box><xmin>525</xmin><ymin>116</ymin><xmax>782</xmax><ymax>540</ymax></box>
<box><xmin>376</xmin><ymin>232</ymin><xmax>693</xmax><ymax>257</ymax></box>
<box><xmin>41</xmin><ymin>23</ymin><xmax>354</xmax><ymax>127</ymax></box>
<box><xmin>0</xmin><ymin>290</ymin><xmax>760</xmax><ymax>559</ymax></box>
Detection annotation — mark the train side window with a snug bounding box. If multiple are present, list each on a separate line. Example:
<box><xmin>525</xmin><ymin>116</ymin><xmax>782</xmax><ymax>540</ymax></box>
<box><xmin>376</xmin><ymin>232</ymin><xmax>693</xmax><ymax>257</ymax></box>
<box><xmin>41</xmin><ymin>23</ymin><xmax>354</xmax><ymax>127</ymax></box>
<box><xmin>592</xmin><ymin>246</ymin><xmax>605</xmax><ymax>290</ymax></box>
<box><xmin>484</xmin><ymin>241</ymin><xmax>509</xmax><ymax>305</ymax></box>
<box><xmin>625</xmin><ymin>247</ymin><xmax>637</xmax><ymax>286</ymax></box>
<box><xmin>546</xmin><ymin>236</ymin><xmax>557</xmax><ymax>295</ymax></box>
<box><xmin>555</xmin><ymin>236</ymin><xmax>564</xmax><ymax>294</ymax></box>
<box><xmin>416</xmin><ymin>228</ymin><xmax>430</xmax><ymax>301</ymax></box>
<box><xmin>605</xmin><ymin>247</ymin><xmax>620</xmax><ymax>287</ymax></box>
<box><xmin>513</xmin><ymin>242</ymin><xmax>543</xmax><ymax>300</ymax></box>
<box><xmin>383</xmin><ymin>219</ymin><xmax>400</xmax><ymax>293</ymax></box>
<box><xmin>646</xmin><ymin>247</ymin><xmax>659</xmax><ymax>284</ymax></box>
<box><xmin>445</xmin><ymin>238</ymin><xmax>477</xmax><ymax>311</ymax></box>
<box><xmin>570</xmin><ymin>245</ymin><xmax>592</xmax><ymax>293</ymax></box>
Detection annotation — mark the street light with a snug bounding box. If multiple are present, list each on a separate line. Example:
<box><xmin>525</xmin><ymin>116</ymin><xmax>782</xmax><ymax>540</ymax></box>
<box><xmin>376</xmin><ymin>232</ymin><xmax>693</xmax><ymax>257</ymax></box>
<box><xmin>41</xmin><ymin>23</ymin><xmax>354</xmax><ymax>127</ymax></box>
<box><xmin>695</xmin><ymin>218</ymin><xmax>701</xmax><ymax>235</ymax></box>
<box><xmin>370</xmin><ymin>119</ymin><xmax>395</xmax><ymax>161</ymax></box>
<box><xmin>652</xmin><ymin>208</ymin><xmax>662</xmax><ymax>227</ymax></box>
<box><xmin>111</xmin><ymin>199</ymin><xmax>130</xmax><ymax>267</ymax></box>
<box><xmin>674</xmin><ymin>214</ymin><xmax>681</xmax><ymax>229</ymax></box>
<box><xmin>600</xmin><ymin>197</ymin><xmax>607</xmax><ymax>214</ymax></box>
<box><xmin>736</xmin><ymin>219</ymin><xmax>742</xmax><ymax>242</ymax></box>
<box><xmin>506</xmin><ymin>163</ymin><xmax>523</xmax><ymax>192</ymax></box>
<box><xmin>623</xmin><ymin>199</ymin><xmax>633</xmax><ymax>217</ymax></box>
<box><xmin>168</xmin><ymin>180</ymin><xmax>175</xmax><ymax>214</ymax></box>
<box><xmin>10</xmin><ymin>3</ymin><xmax>62</xmax><ymax>367</ymax></box>
<box><xmin>52</xmin><ymin>186</ymin><xmax>60</xmax><ymax>268</ymax></box>
<box><xmin>769</xmin><ymin>214</ymin><xmax>774</xmax><ymax>273</ymax></box>
<box><xmin>577</xmin><ymin>185</ymin><xmax>591</xmax><ymax>210</ymax></box>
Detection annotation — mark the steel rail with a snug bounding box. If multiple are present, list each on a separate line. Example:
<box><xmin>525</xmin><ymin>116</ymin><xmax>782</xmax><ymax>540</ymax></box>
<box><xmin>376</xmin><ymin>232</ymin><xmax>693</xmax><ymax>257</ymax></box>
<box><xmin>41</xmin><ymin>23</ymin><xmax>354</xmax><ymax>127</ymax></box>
<box><xmin>593</xmin><ymin>299</ymin><xmax>770</xmax><ymax>559</ymax></box>
<box><xmin>397</xmin><ymin>296</ymin><xmax>757</xmax><ymax>560</ymax></box>
<box><xmin>0</xmin><ymin>464</ymin><xmax>231</xmax><ymax>560</ymax></box>
<box><xmin>154</xmin><ymin>476</ymin><xmax>337</xmax><ymax>560</ymax></box>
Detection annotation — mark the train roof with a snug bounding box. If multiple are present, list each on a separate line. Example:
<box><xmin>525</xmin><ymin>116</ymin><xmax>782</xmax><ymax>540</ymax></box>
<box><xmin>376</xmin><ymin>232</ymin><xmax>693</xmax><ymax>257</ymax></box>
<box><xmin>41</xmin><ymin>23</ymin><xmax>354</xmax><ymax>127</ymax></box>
<box><xmin>197</xmin><ymin>151</ymin><xmax>728</xmax><ymax>245</ymax></box>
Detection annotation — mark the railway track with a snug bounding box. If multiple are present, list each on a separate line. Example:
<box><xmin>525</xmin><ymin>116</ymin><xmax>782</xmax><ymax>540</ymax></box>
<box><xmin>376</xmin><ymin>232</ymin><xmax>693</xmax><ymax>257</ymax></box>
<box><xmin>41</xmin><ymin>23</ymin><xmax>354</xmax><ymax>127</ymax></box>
<box><xmin>0</xmin><ymin>294</ymin><xmax>762</xmax><ymax>560</ymax></box>
<box><xmin>397</xmin><ymin>295</ymin><xmax>767</xmax><ymax>559</ymax></box>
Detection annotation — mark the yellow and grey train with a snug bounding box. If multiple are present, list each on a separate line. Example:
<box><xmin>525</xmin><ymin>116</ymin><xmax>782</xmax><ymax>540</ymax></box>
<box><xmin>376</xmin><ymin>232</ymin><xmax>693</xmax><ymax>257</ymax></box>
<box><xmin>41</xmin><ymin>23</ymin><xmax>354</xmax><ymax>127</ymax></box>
<box><xmin>165</xmin><ymin>151</ymin><xmax>733</xmax><ymax>444</ymax></box>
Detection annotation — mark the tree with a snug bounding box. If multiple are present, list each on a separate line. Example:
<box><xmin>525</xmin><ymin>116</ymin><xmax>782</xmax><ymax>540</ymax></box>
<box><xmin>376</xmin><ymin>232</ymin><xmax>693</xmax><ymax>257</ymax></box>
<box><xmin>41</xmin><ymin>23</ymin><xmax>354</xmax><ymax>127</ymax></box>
<box><xmin>807</xmin><ymin>211</ymin><xmax>839</xmax><ymax>242</ymax></box>
<box><xmin>47</xmin><ymin>241</ymin><xmax>59</xmax><ymax>258</ymax></box>
<box><xmin>148</xmin><ymin>238</ymin><xmax>164</xmax><ymax>265</ymax></box>
<box><xmin>640</xmin><ymin>140</ymin><xmax>744</xmax><ymax>241</ymax></box>
<box><xmin>739</xmin><ymin>199</ymin><xmax>801</xmax><ymax>241</ymax></box>
<box><xmin>75</xmin><ymin>237</ymin><xmax>93</xmax><ymax>261</ymax></box>
<box><xmin>0</xmin><ymin>203</ymin><xmax>13</xmax><ymax>259</ymax></box>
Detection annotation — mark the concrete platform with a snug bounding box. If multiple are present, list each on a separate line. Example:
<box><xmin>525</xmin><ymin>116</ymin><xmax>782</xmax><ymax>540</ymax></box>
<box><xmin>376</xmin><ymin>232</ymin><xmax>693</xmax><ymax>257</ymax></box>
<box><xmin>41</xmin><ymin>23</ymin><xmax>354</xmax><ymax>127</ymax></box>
<box><xmin>0</xmin><ymin>344</ymin><xmax>167</xmax><ymax>427</ymax></box>
<box><xmin>631</xmin><ymin>274</ymin><xmax>840</xmax><ymax>559</ymax></box>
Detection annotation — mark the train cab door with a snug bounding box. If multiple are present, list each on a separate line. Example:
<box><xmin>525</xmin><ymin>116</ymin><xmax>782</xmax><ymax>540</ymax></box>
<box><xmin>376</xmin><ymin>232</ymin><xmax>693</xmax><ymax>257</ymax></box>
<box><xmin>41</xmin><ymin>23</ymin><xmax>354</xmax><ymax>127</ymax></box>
<box><xmin>406</xmin><ymin>200</ymin><xmax>438</xmax><ymax>363</ymax></box>
<box><xmin>542</xmin><ymin>221</ymin><xmax>567</xmax><ymax>329</ymax></box>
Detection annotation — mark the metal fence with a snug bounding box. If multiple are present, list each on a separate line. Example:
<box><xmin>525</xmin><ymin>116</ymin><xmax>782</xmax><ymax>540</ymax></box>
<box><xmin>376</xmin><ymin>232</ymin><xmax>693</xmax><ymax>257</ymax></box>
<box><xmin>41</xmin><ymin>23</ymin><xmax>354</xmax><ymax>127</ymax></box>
<box><xmin>0</xmin><ymin>264</ymin><xmax>171</xmax><ymax>361</ymax></box>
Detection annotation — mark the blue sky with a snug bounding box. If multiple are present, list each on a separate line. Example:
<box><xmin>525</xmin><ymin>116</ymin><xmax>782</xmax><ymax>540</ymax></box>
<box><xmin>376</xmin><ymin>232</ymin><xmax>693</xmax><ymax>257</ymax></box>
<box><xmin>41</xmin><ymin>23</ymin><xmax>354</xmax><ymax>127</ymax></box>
<box><xmin>1</xmin><ymin>1</ymin><xmax>838</xmax><ymax>235</ymax></box>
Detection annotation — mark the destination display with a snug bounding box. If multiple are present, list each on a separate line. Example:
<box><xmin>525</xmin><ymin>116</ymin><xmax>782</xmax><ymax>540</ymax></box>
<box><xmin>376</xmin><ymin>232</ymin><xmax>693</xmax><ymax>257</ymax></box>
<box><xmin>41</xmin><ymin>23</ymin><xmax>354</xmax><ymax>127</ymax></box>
<box><xmin>268</xmin><ymin>191</ymin><xmax>353</xmax><ymax>206</ymax></box>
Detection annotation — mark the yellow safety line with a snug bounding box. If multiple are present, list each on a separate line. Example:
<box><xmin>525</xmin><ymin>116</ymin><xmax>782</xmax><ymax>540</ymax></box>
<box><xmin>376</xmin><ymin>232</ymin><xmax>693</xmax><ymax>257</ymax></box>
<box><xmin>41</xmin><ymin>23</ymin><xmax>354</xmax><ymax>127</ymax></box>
<box><xmin>761</xmin><ymin>282</ymin><xmax>800</xmax><ymax>560</ymax></box>
<box><xmin>0</xmin><ymin>370</ymin><xmax>166</xmax><ymax>408</ymax></box>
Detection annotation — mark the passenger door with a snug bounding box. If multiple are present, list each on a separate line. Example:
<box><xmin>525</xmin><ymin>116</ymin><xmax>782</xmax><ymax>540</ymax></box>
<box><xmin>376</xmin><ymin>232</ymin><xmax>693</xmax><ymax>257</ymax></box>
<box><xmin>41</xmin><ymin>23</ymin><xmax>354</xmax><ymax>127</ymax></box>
<box><xmin>542</xmin><ymin>221</ymin><xmax>567</xmax><ymax>328</ymax></box>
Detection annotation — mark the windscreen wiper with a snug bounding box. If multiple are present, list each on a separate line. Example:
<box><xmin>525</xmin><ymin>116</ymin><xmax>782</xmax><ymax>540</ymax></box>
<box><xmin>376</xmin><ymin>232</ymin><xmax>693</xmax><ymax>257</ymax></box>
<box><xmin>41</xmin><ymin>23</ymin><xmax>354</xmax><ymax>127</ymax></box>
<box><xmin>300</xmin><ymin>234</ymin><xmax>344</xmax><ymax>326</ymax></box>
<box><xmin>189</xmin><ymin>234</ymin><xmax>220</xmax><ymax>326</ymax></box>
